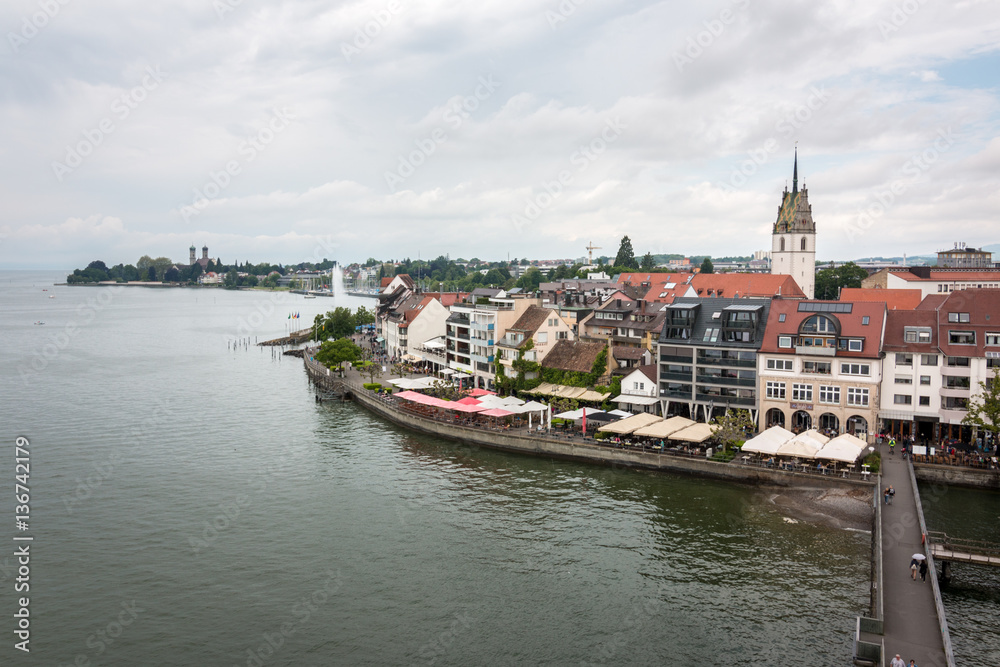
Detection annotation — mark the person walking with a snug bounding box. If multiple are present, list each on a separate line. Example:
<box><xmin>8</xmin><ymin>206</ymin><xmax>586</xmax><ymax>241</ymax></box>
<box><xmin>890</xmin><ymin>654</ymin><xmax>905</xmax><ymax>667</ymax></box>
<box><xmin>909</xmin><ymin>660</ymin><xmax>918</xmax><ymax>667</ymax></box>
<box><xmin>885</xmin><ymin>487</ymin><xmax>891</xmax><ymax>505</ymax></box>
<box><xmin>910</xmin><ymin>557</ymin><xmax>919</xmax><ymax>580</ymax></box>
<box><xmin>889</xmin><ymin>437</ymin><xmax>896</xmax><ymax>455</ymax></box>
<box><xmin>889</xmin><ymin>485</ymin><xmax>895</xmax><ymax>504</ymax></box>
<box><xmin>919</xmin><ymin>559</ymin><xmax>928</xmax><ymax>582</ymax></box>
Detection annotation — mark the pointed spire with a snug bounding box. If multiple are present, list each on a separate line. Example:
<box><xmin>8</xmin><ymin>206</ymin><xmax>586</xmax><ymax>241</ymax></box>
<box><xmin>792</xmin><ymin>144</ymin><xmax>798</xmax><ymax>195</ymax></box>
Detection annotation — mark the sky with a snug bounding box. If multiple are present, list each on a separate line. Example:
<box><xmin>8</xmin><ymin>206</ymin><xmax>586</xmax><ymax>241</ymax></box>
<box><xmin>1</xmin><ymin>0</ymin><xmax>998</xmax><ymax>270</ymax></box>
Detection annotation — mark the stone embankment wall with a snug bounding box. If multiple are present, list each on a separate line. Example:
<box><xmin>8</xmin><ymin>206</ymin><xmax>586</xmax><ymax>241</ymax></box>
<box><xmin>914</xmin><ymin>464</ymin><xmax>1000</xmax><ymax>490</ymax></box>
<box><xmin>305</xmin><ymin>355</ymin><xmax>871</xmax><ymax>489</ymax></box>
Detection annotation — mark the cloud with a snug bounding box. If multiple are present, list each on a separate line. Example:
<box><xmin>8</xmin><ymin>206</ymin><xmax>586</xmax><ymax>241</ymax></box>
<box><xmin>1</xmin><ymin>0</ymin><xmax>999</xmax><ymax>268</ymax></box>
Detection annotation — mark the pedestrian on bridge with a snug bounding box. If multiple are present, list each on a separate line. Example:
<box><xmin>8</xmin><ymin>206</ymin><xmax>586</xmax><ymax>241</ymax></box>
<box><xmin>910</xmin><ymin>558</ymin><xmax>919</xmax><ymax>580</ymax></box>
<box><xmin>890</xmin><ymin>654</ymin><xmax>905</xmax><ymax>667</ymax></box>
<box><xmin>919</xmin><ymin>559</ymin><xmax>928</xmax><ymax>582</ymax></box>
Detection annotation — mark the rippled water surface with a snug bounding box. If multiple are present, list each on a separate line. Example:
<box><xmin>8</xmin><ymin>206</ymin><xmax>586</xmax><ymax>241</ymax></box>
<box><xmin>0</xmin><ymin>271</ymin><xmax>875</xmax><ymax>665</ymax></box>
<box><xmin>920</xmin><ymin>482</ymin><xmax>1000</xmax><ymax>667</ymax></box>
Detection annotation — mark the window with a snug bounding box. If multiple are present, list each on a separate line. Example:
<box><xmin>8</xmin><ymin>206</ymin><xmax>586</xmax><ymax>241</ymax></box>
<box><xmin>894</xmin><ymin>394</ymin><xmax>912</xmax><ymax>405</ymax></box>
<box><xmin>780</xmin><ymin>238</ymin><xmax>785</xmax><ymax>252</ymax></box>
<box><xmin>862</xmin><ymin>316</ymin><xmax>870</xmax><ymax>325</ymax></box>
<box><xmin>536</xmin><ymin>332</ymin><xmax>548</xmax><ymax>344</ymax></box>
<box><xmin>703</xmin><ymin>328</ymin><xmax>720</xmax><ymax>342</ymax></box>
<box><xmin>767</xmin><ymin>358</ymin><xmax>794</xmax><ymax>371</ymax></box>
<box><xmin>792</xmin><ymin>384</ymin><xmax>813</xmax><ymax>402</ymax></box>
<box><xmin>949</xmin><ymin>331</ymin><xmax>975</xmax><ymax>345</ymax></box>
<box><xmin>841</xmin><ymin>363</ymin><xmax>870</xmax><ymax>376</ymax></box>
<box><xmin>896</xmin><ymin>353</ymin><xmax>913</xmax><ymax>366</ymax></box>
<box><xmin>766</xmin><ymin>381</ymin><xmax>786</xmax><ymax>400</ymax></box>
<box><xmin>904</xmin><ymin>328</ymin><xmax>932</xmax><ymax>343</ymax></box>
<box><xmin>987</xmin><ymin>333</ymin><xmax>1000</xmax><ymax>346</ymax></box>
<box><xmin>948</xmin><ymin>312</ymin><xmax>970</xmax><ymax>323</ymax></box>
<box><xmin>548</xmin><ymin>318</ymin><xmax>555</xmax><ymax>326</ymax></box>
<box><xmin>989</xmin><ymin>358</ymin><xmax>1000</xmax><ymax>369</ymax></box>
<box><xmin>819</xmin><ymin>385</ymin><xmax>840</xmax><ymax>404</ymax></box>
<box><xmin>920</xmin><ymin>376</ymin><xmax>931</xmax><ymax>385</ymax></box>
<box><xmin>919</xmin><ymin>396</ymin><xmax>930</xmax><ymax>406</ymax></box>
<box><xmin>778</xmin><ymin>336</ymin><xmax>792</xmax><ymax>349</ymax></box>
<box><xmin>942</xmin><ymin>396</ymin><xmax>968</xmax><ymax>410</ymax></box>
<box><xmin>778</xmin><ymin>313</ymin><xmax>786</xmax><ymax>323</ymax></box>
<box><xmin>921</xmin><ymin>354</ymin><xmax>938</xmax><ymax>366</ymax></box>
<box><xmin>801</xmin><ymin>315</ymin><xmax>837</xmax><ymax>334</ymax></box>
<box><xmin>801</xmin><ymin>237</ymin><xmax>807</xmax><ymax>250</ymax></box>
<box><xmin>895</xmin><ymin>376</ymin><xmax>912</xmax><ymax>385</ymax></box>
<box><xmin>848</xmin><ymin>339</ymin><xmax>863</xmax><ymax>352</ymax></box>
<box><xmin>947</xmin><ymin>356</ymin><xmax>970</xmax><ymax>367</ymax></box>
<box><xmin>557</xmin><ymin>331</ymin><xmax>568</xmax><ymax>340</ymax></box>
<box><xmin>803</xmin><ymin>361</ymin><xmax>831</xmax><ymax>374</ymax></box>
<box><xmin>943</xmin><ymin>376</ymin><xmax>971</xmax><ymax>389</ymax></box>
<box><xmin>847</xmin><ymin>387</ymin><xmax>869</xmax><ymax>407</ymax></box>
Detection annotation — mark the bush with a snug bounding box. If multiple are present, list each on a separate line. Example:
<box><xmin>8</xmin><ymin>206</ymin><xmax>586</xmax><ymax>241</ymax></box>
<box><xmin>710</xmin><ymin>450</ymin><xmax>737</xmax><ymax>462</ymax></box>
<box><xmin>594</xmin><ymin>431</ymin><xmax>610</xmax><ymax>440</ymax></box>
<box><xmin>363</xmin><ymin>383</ymin><xmax>382</xmax><ymax>391</ymax></box>
<box><xmin>864</xmin><ymin>451</ymin><xmax>881</xmax><ymax>474</ymax></box>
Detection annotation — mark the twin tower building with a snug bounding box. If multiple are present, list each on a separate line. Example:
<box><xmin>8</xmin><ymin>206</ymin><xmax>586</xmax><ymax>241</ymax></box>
<box><xmin>770</xmin><ymin>151</ymin><xmax>816</xmax><ymax>299</ymax></box>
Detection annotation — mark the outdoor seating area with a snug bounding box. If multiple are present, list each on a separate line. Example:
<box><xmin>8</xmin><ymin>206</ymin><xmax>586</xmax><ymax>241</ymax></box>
<box><xmin>740</xmin><ymin>426</ymin><xmax>872</xmax><ymax>479</ymax></box>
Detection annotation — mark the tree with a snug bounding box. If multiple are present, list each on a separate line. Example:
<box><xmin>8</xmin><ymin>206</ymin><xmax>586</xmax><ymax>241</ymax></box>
<box><xmin>516</xmin><ymin>267</ymin><xmax>543</xmax><ymax>291</ymax></box>
<box><xmin>314</xmin><ymin>338</ymin><xmax>361</xmax><ymax>372</ymax></box>
<box><xmin>640</xmin><ymin>253</ymin><xmax>656</xmax><ymax>271</ymax></box>
<box><xmin>147</xmin><ymin>266</ymin><xmax>158</xmax><ymax>281</ymax></box>
<box><xmin>353</xmin><ymin>306</ymin><xmax>375</xmax><ymax>327</ymax></box>
<box><xmin>614</xmin><ymin>235</ymin><xmax>638</xmax><ymax>269</ymax></box>
<box><xmin>963</xmin><ymin>375</ymin><xmax>1000</xmax><ymax>444</ymax></box>
<box><xmin>711</xmin><ymin>409</ymin><xmax>756</xmax><ymax>454</ymax></box>
<box><xmin>244</xmin><ymin>274</ymin><xmax>259</xmax><ymax>287</ymax></box>
<box><xmin>814</xmin><ymin>262</ymin><xmax>869</xmax><ymax>300</ymax></box>
<box><xmin>700</xmin><ymin>257</ymin><xmax>714</xmax><ymax>274</ymax></box>
<box><xmin>357</xmin><ymin>360</ymin><xmax>382</xmax><ymax>384</ymax></box>
<box><xmin>189</xmin><ymin>262</ymin><xmax>203</xmax><ymax>283</ymax></box>
<box><xmin>224</xmin><ymin>270</ymin><xmax>238</xmax><ymax>288</ymax></box>
<box><xmin>315</xmin><ymin>307</ymin><xmax>357</xmax><ymax>341</ymax></box>
<box><xmin>164</xmin><ymin>267</ymin><xmax>180</xmax><ymax>282</ymax></box>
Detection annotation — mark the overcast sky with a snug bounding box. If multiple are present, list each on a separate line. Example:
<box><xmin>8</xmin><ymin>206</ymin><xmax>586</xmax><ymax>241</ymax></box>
<box><xmin>1</xmin><ymin>0</ymin><xmax>998</xmax><ymax>269</ymax></box>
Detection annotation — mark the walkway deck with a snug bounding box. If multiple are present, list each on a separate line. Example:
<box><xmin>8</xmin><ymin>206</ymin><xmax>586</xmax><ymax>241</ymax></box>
<box><xmin>878</xmin><ymin>453</ymin><xmax>949</xmax><ymax>666</ymax></box>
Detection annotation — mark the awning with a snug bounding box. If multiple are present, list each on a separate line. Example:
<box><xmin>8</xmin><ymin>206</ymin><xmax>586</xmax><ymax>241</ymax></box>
<box><xmin>740</xmin><ymin>426</ymin><xmax>795</xmax><ymax>455</ymax></box>
<box><xmin>670</xmin><ymin>423</ymin><xmax>718</xmax><ymax>443</ymax></box>
<box><xmin>633</xmin><ymin>415</ymin><xmax>695</xmax><ymax>439</ymax></box>
<box><xmin>776</xmin><ymin>433</ymin><xmax>824</xmax><ymax>459</ymax></box>
<box><xmin>439</xmin><ymin>369</ymin><xmax>455</xmax><ymax>375</ymax></box>
<box><xmin>480</xmin><ymin>408</ymin><xmax>514</xmax><ymax>417</ymax></box>
<box><xmin>815</xmin><ymin>434</ymin><xmax>869</xmax><ymax>463</ymax></box>
<box><xmin>423</xmin><ymin>339</ymin><xmax>446</xmax><ymax>349</ymax></box>
<box><xmin>598</xmin><ymin>413</ymin><xmax>662</xmax><ymax>434</ymax></box>
<box><xmin>611</xmin><ymin>394</ymin><xmax>659</xmax><ymax>406</ymax></box>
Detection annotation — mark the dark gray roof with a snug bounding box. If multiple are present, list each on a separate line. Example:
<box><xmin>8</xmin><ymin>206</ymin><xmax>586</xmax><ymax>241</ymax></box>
<box><xmin>657</xmin><ymin>296</ymin><xmax>771</xmax><ymax>349</ymax></box>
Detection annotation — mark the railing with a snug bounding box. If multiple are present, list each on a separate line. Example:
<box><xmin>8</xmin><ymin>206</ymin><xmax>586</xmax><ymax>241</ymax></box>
<box><xmin>853</xmin><ymin>617</ymin><xmax>884</xmax><ymax>667</ymax></box>
<box><xmin>659</xmin><ymin>353</ymin><xmax>694</xmax><ymax>363</ymax></box>
<box><xmin>908</xmin><ymin>460</ymin><xmax>957</xmax><ymax>667</ymax></box>
<box><xmin>695</xmin><ymin>356</ymin><xmax>756</xmax><ymax>368</ymax></box>
<box><xmin>660</xmin><ymin>371</ymin><xmax>694</xmax><ymax>382</ymax></box>
<box><xmin>926</xmin><ymin>531</ymin><xmax>1000</xmax><ymax>562</ymax></box>
<box><xmin>695</xmin><ymin>375</ymin><xmax>756</xmax><ymax>388</ymax></box>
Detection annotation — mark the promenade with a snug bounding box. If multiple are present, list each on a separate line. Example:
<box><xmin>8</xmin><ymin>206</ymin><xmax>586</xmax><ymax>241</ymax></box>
<box><xmin>879</xmin><ymin>452</ymin><xmax>950</xmax><ymax>666</ymax></box>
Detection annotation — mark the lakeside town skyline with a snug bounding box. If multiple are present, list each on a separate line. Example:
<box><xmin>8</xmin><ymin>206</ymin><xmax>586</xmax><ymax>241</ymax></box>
<box><xmin>1</xmin><ymin>2</ymin><xmax>998</xmax><ymax>269</ymax></box>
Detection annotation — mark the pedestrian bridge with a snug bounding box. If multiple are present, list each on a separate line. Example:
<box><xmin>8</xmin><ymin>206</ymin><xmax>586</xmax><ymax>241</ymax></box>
<box><xmin>927</xmin><ymin>531</ymin><xmax>1000</xmax><ymax>567</ymax></box>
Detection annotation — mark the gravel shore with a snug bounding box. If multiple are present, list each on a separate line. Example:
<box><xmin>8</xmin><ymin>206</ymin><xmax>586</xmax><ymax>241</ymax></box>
<box><xmin>764</xmin><ymin>486</ymin><xmax>874</xmax><ymax>531</ymax></box>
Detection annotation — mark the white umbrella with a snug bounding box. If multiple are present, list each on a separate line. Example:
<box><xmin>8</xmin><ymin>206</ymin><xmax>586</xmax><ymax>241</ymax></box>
<box><xmin>911</xmin><ymin>553</ymin><xmax>926</xmax><ymax>561</ymax></box>
<box><xmin>554</xmin><ymin>409</ymin><xmax>585</xmax><ymax>420</ymax></box>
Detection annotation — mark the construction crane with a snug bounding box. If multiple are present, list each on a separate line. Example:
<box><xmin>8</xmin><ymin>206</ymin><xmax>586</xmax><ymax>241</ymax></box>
<box><xmin>586</xmin><ymin>242</ymin><xmax>601</xmax><ymax>265</ymax></box>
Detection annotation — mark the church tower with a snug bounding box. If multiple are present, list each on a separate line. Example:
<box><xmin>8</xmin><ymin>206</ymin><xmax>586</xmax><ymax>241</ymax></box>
<box><xmin>190</xmin><ymin>245</ymin><xmax>196</xmax><ymax>266</ymax></box>
<box><xmin>770</xmin><ymin>149</ymin><xmax>816</xmax><ymax>298</ymax></box>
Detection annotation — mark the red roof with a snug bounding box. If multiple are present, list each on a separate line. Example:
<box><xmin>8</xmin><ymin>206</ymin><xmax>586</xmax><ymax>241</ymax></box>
<box><xmin>926</xmin><ymin>289</ymin><xmax>1000</xmax><ymax>358</ymax></box>
<box><xmin>691</xmin><ymin>273</ymin><xmax>806</xmax><ymax>299</ymax></box>
<box><xmin>759</xmin><ymin>300</ymin><xmax>886</xmax><ymax>358</ymax></box>
<box><xmin>882</xmin><ymin>309</ymin><xmax>938</xmax><ymax>353</ymax></box>
<box><xmin>615</xmin><ymin>272</ymin><xmax>695</xmax><ymax>303</ymax></box>
<box><xmin>839</xmin><ymin>288</ymin><xmax>923</xmax><ymax>311</ymax></box>
<box><xmin>380</xmin><ymin>277</ymin><xmax>393</xmax><ymax>288</ymax></box>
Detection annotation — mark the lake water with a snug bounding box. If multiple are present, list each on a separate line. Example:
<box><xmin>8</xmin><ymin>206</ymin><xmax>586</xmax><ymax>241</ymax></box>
<box><xmin>0</xmin><ymin>270</ymin><xmax>898</xmax><ymax>665</ymax></box>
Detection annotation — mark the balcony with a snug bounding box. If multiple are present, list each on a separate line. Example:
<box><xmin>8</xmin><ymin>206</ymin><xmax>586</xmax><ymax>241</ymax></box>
<box><xmin>696</xmin><ymin>375</ymin><xmax>756</xmax><ymax>388</ymax></box>
<box><xmin>696</xmin><ymin>356</ymin><xmax>756</xmax><ymax>369</ymax></box>
<box><xmin>696</xmin><ymin>392</ymin><xmax>755</xmax><ymax>407</ymax></box>
<box><xmin>796</xmin><ymin>345</ymin><xmax>835</xmax><ymax>356</ymax></box>
<box><xmin>456</xmin><ymin>332</ymin><xmax>470</xmax><ymax>341</ymax></box>
<box><xmin>660</xmin><ymin>353</ymin><xmax>694</xmax><ymax>364</ymax></box>
<box><xmin>660</xmin><ymin>391</ymin><xmax>692</xmax><ymax>400</ymax></box>
<box><xmin>448</xmin><ymin>315</ymin><xmax>470</xmax><ymax>326</ymax></box>
<box><xmin>660</xmin><ymin>371</ymin><xmax>693</xmax><ymax>382</ymax></box>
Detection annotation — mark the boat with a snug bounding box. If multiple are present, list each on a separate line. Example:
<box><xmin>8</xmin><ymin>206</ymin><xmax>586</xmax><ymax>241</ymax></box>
<box><xmin>34</xmin><ymin>321</ymin><xmax>44</xmax><ymax>325</ymax></box>
<box><xmin>304</xmin><ymin>295</ymin><xmax>316</xmax><ymax>299</ymax></box>
<box><xmin>48</xmin><ymin>295</ymin><xmax>55</xmax><ymax>298</ymax></box>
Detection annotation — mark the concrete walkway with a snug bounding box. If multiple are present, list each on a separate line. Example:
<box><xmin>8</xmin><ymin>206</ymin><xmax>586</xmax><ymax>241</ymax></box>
<box><xmin>879</xmin><ymin>452</ymin><xmax>948</xmax><ymax>666</ymax></box>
